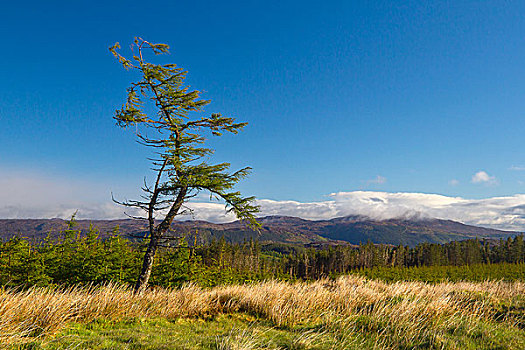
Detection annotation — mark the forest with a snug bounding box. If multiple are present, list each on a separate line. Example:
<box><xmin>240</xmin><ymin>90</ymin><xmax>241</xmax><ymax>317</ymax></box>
<box><xmin>1</xmin><ymin>218</ymin><xmax>523</xmax><ymax>288</ymax></box>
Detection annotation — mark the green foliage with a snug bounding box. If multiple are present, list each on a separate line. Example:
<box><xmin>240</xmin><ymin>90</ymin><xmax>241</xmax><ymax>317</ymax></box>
<box><xmin>0</xmin><ymin>224</ymin><xmax>523</xmax><ymax>288</ymax></box>
<box><xmin>0</xmin><ymin>227</ymin><xmax>141</xmax><ymax>288</ymax></box>
<box><xmin>278</xmin><ymin>236</ymin><xmax>525</xmax><ymax>280</ymax></box>
<box><xmin>110</xmin><ymin>37</ymin><xmax>258</xmax><ymax>228</ymax></box>
<box><xmin>0</xmin><ymin>226</ymin><xmax>284</xmax><ymax>288</ymax></box>
<box><xmin>354</xmin><ymin>263</ymin><xmax>525</xmax><ymax>283</ymax></box>
<box><xmin>110</xmin><ymin>37</ymin><xmax>259</xmax><ymax>292</ymax></box>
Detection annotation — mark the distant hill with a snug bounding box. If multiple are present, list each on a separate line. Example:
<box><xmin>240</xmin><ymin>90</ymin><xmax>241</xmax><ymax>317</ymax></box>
<box><xmin>0</xmin><ymin>216</ymin><xmax>519</xmax><ymax>247</ymax></box>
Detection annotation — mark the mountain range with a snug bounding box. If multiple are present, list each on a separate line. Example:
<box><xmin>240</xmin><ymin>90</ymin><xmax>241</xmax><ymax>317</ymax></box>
<box><xmin>0</xmin><ymin>216</ymin><xmax>519</xmax><ymax>247</ymax></box>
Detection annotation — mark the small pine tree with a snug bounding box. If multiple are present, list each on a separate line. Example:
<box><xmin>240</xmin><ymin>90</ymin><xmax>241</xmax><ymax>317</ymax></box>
<box><xmin>110</xmin><ymin>38</ymin><xmax>259</xmax><ymax>293</ymax></box>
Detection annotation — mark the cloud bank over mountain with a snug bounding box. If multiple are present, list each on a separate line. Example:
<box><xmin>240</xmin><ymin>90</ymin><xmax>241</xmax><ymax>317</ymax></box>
<box><xmin>2</xmin><ymin>169</ymin><xmax>525</xmax><ymax>231</ymax></box>
<box><xmin>201</xmin><ymin>192</ymin><xmax>525</xmax><ymax>231</ymax></box>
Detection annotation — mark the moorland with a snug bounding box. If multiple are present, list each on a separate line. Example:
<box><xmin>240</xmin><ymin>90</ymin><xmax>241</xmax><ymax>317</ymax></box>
<box><xmin>0</xmin><ymin>219</ymin><xmax>524</xmax><ymax>349</ymax></box>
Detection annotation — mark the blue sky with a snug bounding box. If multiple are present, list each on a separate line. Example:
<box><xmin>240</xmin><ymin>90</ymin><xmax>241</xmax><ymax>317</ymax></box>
<box><xmin>1</xmin><ymin>1</ymin><xmax>525</xmax><ymax>227</ymax></box>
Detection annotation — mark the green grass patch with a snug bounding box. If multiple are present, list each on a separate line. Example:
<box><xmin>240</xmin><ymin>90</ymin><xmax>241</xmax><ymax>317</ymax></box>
<box><xmin>352</xmin><ymin>263</ymin><xmax>525</xmax><ymax>283</ymax></box>
<box><xmin>20</xmin><ymin>314</ymin><xmax>361</xmax><ymax>350</ymax></box>
<box><xmin>18</xmin><ymin>311</ymin><xmax>525</xmax><ymax>350</ymax></box>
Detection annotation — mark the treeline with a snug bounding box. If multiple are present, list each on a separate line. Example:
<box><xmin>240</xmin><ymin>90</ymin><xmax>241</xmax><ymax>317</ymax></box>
<box><xmin>282</xmin><ymin>236</ymin><xmax>525</xmax><ymax>279</ymax></box>
<box><xmin>0</xmin><ymin>220</ymin><xmax>523</xmax><ymax>288</ymax></box>
<box><xmin>0</xmin><ymin>222</ymin><xmax>282</xmax><ymax>288</ymax></box>
<box><xmin>354</xmin><ymin>263</ymin><xmax>525</xmax><ymax>283</ymax></box>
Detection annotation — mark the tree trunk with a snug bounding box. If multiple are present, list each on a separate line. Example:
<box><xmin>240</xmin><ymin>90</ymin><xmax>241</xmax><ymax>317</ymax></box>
<box><xmin>134</xmin><ymin>235</ymin><xmax>159</xmax><ymax>294</ymax></box>
<box><xmin>134</xmin><ymin>187</ymin><xmax>187</xmax><ymax>294</ymax></box>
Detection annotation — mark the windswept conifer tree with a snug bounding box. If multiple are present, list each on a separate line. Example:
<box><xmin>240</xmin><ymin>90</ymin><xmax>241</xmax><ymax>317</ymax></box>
<box><xmin>110</xmin><ymin>38</ymin><xmax>259</xmax><ymax>293</ymax></box>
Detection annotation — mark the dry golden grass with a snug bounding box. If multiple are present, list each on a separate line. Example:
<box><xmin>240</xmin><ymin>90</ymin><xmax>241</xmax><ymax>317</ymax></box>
<box><xmin>1</xmin><ymin>276</ymin><xmax>524</xmax><ymax>348</ymax></box>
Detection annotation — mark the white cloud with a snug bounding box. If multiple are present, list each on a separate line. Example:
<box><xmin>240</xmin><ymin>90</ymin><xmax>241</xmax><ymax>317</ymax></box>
<box><xmin>3</xmin><ymin>169</ymin><xmax>525</xmax><ymax>231</ymax></box>
<box><xmin>449</xmin><ymin>179</ymin><xmax>459</xmax><ymax>186</ymax></box>
<box><xmin>0</xmin><ymin>168</ymin><xmax>135</xmax><ymax>220</ymax></box>
<box><xmin>252</xmin><ymin>191</ymin><xmax>525</xmax><ymax>231</ymax></box>
<box><xmin>365</xmin><ymin>175</ymin><xmax>387</xmax><ymax>185</ymax></box>
<box><xmin>471</xmin><ymin>171</ymin><xmax>498</xmax><ymax>185</ymax></box>
<box><xmin>509</xmin><ymin>165</ymin><xmax>525</xmax><ymax>171</ymax></box>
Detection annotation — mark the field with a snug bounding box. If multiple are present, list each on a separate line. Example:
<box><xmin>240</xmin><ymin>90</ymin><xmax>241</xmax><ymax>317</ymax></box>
<box><xmin>2</xmin><ymin>276</ymin><xmax>524</xmax><ymax>349</ymax></box>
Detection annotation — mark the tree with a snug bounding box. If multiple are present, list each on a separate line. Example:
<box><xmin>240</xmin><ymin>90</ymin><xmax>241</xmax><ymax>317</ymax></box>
<box><xmin>110</xmin><ymin>38</ymin><xmax>259</xmax><ymax>294</ymax></box>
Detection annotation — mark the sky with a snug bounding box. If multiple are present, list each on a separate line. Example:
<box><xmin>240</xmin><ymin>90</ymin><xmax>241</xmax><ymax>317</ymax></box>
<box><xmin>1</xmin><ymin>1</ymin><xmax>525</xmax><ymax>230</ymax></box>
